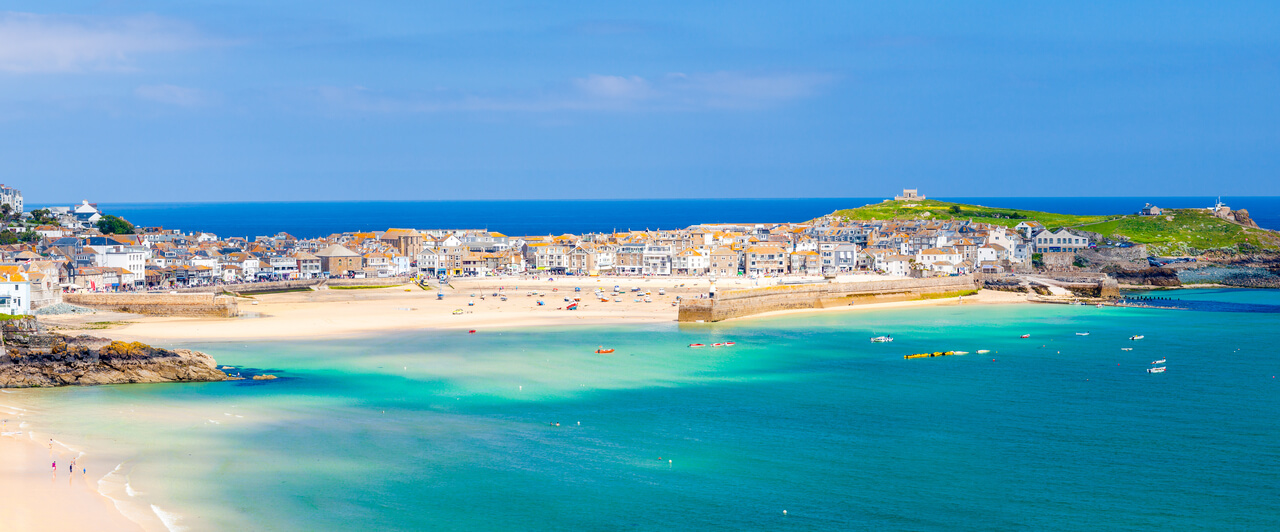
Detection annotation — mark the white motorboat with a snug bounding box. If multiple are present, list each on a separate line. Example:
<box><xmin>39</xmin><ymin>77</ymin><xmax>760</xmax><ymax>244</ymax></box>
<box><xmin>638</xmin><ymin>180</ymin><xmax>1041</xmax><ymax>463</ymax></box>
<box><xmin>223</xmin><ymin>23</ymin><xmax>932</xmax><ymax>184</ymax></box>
<box><xmin>1076</xmin><ymin>332</ymin><xmax>1090</xmax><ymax>336</ymax></box>
<box><xmin>1152</xmin><ymin>358</ymin><xmax>1166</xmax><ymax>364</ymax></box>
<box><xmin>1147</xmin><ymin>366</ymin><xmax>1166</xmax><ymax>373</ymax></box>
<box><xmin>1121</xmin><ymin>347</ymin><xmax>1133</xmax><ymax>351</ymax></box>
<box><xmin>870</xmin><ymin>335</ymin><xmax>894</xmax><ymax>343</ymax></box>
<box><xmin>1129</xmin><ymin>335</ymin><xmax>1145</xmax><ymax>340</ymax></box>
<box><xmin>977</xmin><ymin>350</ymin><xmax>990</xmax><ymax>354</ymax></box>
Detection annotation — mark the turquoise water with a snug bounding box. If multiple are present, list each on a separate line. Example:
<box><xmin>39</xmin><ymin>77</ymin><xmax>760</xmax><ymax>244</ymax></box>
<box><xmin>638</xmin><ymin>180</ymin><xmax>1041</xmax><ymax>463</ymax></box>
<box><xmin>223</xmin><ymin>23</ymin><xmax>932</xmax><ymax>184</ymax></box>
<box><xmin>14</xmin><ymin>289</ymin><xmax>1280</xmax><ymax>530</ymax></box>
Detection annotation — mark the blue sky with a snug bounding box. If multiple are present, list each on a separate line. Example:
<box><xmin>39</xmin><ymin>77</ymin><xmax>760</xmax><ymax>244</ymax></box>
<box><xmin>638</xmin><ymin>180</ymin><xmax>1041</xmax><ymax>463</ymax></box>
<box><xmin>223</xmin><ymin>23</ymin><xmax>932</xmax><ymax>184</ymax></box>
<box><xmin>4</xmin><ymin>1</ymin><xmax>1280</xmax><ymax>203</ymax></box>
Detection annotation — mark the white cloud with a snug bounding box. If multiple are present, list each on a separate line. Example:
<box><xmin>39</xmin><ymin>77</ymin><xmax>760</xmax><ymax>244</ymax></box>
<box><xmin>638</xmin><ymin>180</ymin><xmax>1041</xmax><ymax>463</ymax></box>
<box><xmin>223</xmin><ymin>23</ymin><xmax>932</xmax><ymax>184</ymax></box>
<box><xmin>573</xmin><ymin>75</ymin><xmax>654</xmax><ymax>100</ymax></box>
<box><xmin>134</xmin><ymin>84</ymin><xmax>210</xmax><ymax>106</ymax></box>
<box><xmin>316</xmin><ymin>71</ymin><xmax>829</xmax><ymax>114</ymax></box>
<box><xmin>0</xmin><ymin>12</ymin><xmax>214</xmax><ymax>73</ymax></box>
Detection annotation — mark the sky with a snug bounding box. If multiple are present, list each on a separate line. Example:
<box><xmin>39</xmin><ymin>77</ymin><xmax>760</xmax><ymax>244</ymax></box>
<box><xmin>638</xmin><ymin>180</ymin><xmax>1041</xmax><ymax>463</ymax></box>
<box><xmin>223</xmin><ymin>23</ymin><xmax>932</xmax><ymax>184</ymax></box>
<box><xmin>3</xmin><ymin>1</ymin><xmax>1280</xmax><ymax>203</ymax></box>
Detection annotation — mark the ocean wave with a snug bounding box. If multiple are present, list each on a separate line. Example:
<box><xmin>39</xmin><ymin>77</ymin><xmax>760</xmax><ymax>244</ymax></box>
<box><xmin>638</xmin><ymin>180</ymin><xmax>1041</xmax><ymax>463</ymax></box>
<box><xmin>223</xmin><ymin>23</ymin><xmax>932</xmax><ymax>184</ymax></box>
<box><xmin>151</xmin><ymin>505</ymin><xmax>188</xmax><ymax>532</ymax></box>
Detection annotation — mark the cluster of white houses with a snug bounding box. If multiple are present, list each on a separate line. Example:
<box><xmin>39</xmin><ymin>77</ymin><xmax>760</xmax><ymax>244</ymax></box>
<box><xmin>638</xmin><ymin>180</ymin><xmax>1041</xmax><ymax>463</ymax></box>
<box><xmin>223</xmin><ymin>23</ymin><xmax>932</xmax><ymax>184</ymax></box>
<box><xmin>0</xmin><ymin>189</ymin><xmax>1107</xmax><ymax>316</ymax></box>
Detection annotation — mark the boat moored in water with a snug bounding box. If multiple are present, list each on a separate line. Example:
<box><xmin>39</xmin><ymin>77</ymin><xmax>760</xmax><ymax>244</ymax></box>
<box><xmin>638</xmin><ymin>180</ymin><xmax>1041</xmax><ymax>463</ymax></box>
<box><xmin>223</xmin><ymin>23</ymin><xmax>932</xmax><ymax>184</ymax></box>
<box><xmin>1147</xmin><ymin>366</ymin><xmax>1166</xmax><ymax>373</ymax></box>
<box><xmin>1130</xmin><ymin>335</ymin><xmax>1145</xmax><ymax>340</ymax></box>
<box><xmin>688</xmin><ymin>343</ymin><xmax>706</xmax><ymax>348</ymax></box>
<box><xmin>1152</xmin><ymin>358</ymin><xmax>1166</xmax><ymax>364</ymax></box>
<box><xmin>870</xmin><ymin>335</ymin><xmax>894</xmax><ymax>343</ymax></box>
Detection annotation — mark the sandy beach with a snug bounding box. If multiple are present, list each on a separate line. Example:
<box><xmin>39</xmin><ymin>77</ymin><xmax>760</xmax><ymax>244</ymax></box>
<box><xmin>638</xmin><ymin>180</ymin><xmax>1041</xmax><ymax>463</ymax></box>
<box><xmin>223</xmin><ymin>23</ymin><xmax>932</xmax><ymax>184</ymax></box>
<box><xmin>36</xmin><ymin>274</ymin><xmax>1028</xmax><ymax>345</ymax></box>
<box><xmin>0</xmin><ymin>412</ymin><xmax>144</xmax><ymax>532</ymax></box>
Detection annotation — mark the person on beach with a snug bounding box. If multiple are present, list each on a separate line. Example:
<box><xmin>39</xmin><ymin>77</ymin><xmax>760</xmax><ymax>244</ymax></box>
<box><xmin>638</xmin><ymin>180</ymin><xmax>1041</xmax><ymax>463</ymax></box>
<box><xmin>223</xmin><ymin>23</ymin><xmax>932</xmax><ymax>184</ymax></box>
<box><xmin>52</xmin><ymin>460</ymin><xmax>56</xmax><ymax>472</ymax></box>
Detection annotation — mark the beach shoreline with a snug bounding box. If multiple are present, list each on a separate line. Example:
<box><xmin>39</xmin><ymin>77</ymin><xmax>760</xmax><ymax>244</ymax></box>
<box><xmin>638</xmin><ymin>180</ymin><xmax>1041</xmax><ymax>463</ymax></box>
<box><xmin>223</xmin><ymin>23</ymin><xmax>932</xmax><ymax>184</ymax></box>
<box><xmin>0</xmin><ymin>398</ymin><xmax>147</xmax><ymax>532</ymax></box>
<box><xmin>39</xmin><ymin>277</ymin><xmax>1026</xmax><ymax>345</ymax></box>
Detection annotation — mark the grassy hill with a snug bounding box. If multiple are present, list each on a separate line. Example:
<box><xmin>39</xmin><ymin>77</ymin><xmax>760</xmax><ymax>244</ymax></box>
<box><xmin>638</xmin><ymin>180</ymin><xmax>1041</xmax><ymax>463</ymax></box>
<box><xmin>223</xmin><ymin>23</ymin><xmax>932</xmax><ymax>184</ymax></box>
<box><xmin>830</xmin><ymin>199</ymin><xmax>1280</xmax><ymax>255</ymax></box>
<box><xmin>831</xmin><ymin>199</ymin><xmax>1113</xmax><ymax>228</ymax></box>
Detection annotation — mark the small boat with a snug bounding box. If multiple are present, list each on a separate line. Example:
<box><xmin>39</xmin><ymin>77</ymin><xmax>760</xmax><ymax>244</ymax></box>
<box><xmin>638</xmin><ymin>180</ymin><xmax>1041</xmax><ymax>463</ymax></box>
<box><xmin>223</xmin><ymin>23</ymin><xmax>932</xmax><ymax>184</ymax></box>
<box><xmin>1152</xmin><ymin>358</ymin><xmax>1166</xmax><ymax>364</ymax></box>
<box><xmin>452</xmin><ymin>309</ymin><xmax>463</xmax><ymax>315</ymax></box>
<box><xmin>870</xmin><ymin>335</ymin><xmax>894</xmax><ymax>343</ymax></box>
<box><xmin>952</xmin><ymin>351</ymin><xmax>969</xmax><ymax>355</ymax></box>
<box><xmin>1147</xmin><ymin>366</ymin><xmax>1166</xmax><ymax>373</ymax></box>
<box><xmin>566</xmin><ymin>303</ymin><xmax>578</xmax><ymax>310</ymax></box>
<box><xmin>1075</xmin><ymin>332</ymin><xmax>1090</xmax><ymax>336</ymax></box>
<box><xmin>468</xmin><ymin>301</ymin><xmax>475</xmax><ymax>306</ymax></box>
<box><xmin>1020</xmin><ymin>334</ymin><xmax>1030</xmax><ymax>339</ymax></box>
<box><xmin>688</xmin><ymin>343</ymin><xmax>706</xmax><ymax>348</ymax></box>
<box><xmin>1096</xmin><ymin>304</ymin><xmax>1104</xmax><ymax>308</ymax></box>
<box><xmin>977</xmin><ymin>350</ymin><xmax>990</xmax><ymax>354</ymax></box>
<box><xmin>712</xmin><ymin>343</ymin><xmax>725</xmax><ymax>347</ymax></box>
<box><xmin>1130</xmin><ymin>335</ymin><xmax>1145</xmax><ymax>340</ymax></box>
<box><xmin>1121</xmin><ymin>347</ymin><xmax>1133</xmax><ymax>351</ymax></box>
<box><xmin>468</xmin><ymin>330</ymin><xmax>476</xmax><ymax>334</ymax></box>
<box><xmin>595</xmin><ymin>348</ymin><xmax>615</xmax><ymax>354</ymax></box>
<box><xmin>724</xmin><ymin>342</ymin><xmax>736</xmax><ymax>346</ymax></box>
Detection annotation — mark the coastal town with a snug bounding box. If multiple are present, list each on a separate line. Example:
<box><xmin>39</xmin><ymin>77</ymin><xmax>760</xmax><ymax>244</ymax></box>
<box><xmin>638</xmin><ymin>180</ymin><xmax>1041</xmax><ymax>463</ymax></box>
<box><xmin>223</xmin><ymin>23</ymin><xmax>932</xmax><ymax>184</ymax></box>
<box><xmin>0</xmin><ymin>186</ymin><xmax>1129</xmax><ymax>315</ymax></box>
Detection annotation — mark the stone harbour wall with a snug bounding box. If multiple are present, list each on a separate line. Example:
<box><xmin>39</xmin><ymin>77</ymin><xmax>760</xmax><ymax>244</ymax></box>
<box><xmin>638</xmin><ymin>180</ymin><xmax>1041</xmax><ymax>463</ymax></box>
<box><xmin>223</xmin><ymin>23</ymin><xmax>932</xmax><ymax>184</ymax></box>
<box><xmin>64</xmin><ymin>293</ymin><xmax>240</xmax><ymax>318</ymax></box>
<box><xmin>679</xmin><ymin>276</ymin><xmax>980</xmax><ymax>322</ymax></box>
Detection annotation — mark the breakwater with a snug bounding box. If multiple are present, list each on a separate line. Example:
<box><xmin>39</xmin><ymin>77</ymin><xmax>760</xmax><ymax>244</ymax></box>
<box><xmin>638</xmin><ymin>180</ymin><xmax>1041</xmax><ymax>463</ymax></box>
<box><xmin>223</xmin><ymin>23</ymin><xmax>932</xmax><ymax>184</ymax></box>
<box><xmin>64</xmin><ymin>293</ymin><xmax>240</xmax><ymax>318</ymax></box>
<box><xmin>678</xmin><ymin>276</ymin><xmax>979</xmax><ymax>322</ymax></box>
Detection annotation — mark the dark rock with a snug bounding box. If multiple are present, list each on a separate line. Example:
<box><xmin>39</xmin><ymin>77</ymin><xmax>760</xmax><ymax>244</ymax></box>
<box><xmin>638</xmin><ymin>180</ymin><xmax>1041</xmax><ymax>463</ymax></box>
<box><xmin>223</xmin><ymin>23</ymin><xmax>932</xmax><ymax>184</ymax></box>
<box><xmin>1</xmin><ymin>318</ymin><xmax>230</xmax><ymax>388</ymax></box>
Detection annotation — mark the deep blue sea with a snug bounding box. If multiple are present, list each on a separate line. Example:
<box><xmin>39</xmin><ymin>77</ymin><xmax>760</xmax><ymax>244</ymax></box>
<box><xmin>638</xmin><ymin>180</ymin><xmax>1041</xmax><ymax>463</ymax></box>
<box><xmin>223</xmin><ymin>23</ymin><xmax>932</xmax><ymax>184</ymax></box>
<box><xmin>11</xmin><ymin>289</ymin><xmax>1280</xmax><ymax>531</ymax></box>
<box><xmin>35</xmin><ymin>197</ymin><xmax>1280</xmax><ymax>239</ymax></box>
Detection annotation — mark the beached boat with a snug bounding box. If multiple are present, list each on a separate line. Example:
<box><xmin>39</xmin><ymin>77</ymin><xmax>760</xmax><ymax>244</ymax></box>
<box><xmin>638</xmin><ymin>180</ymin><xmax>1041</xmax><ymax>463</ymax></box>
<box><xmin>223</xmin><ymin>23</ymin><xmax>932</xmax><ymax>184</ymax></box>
<box><xmin>1147</xmin><ymin>366</ymin><xmax>1166</xmax><ymax>373</ymax></box>
<box><xmin>688</xmin><ymin>343</ymin><xmax>706</xmax><ymax>348</ymax></box>
<box><xmin>870</xmin><ymin>335</ymin><xmax>894</xmax><ymax>343</ymax></box>
<box><xmin>1152</xmin><ymin>358</ymin><xmax>1166</xmax><ymax>364</ymax></box>
<box><xmin>452</xmin><ymin>309</ymin><xmax>464</xmax><ymax>315</ymax></box>
<box><xmin>1129</xmin><ymin>335</ymin><xmax>1145</xmax><ymax>340</ymax></box>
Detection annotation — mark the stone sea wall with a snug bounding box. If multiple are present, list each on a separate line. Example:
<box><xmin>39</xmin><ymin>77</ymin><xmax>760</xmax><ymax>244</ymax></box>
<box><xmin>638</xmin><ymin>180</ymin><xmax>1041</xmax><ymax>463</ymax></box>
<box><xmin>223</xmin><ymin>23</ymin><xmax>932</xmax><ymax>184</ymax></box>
<box><xmin>64</xmin><ymin>293</ymin><xmax>240</xmax><ymax>317</ymax></box>
<box><xmin>679</xmin><ymin>276</ymin><xmax>979</xmax><ymax>322</ymax></box>
<box><xmin>328</xmin><ymin>276</ymin><xmax>414</xmax><ymax>287</ymax></box>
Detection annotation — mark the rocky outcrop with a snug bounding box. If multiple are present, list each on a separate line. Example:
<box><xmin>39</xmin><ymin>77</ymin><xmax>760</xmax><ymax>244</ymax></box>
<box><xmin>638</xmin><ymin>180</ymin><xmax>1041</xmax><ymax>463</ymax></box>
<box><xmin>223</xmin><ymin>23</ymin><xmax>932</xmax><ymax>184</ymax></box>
<box><xmin>0</xmin><ymin>318</ymin><xmax>231</xmax><ymax>388</ymax></box>
<box><xmin>1104</xmin><ymin>267</ymin><xmax>1181</xmax><ymax>287</ymax></box>
<box><xmin>1233</xmin><ymin>209</ymin><xmax>1259</xmax><ymax>228</ymax></box>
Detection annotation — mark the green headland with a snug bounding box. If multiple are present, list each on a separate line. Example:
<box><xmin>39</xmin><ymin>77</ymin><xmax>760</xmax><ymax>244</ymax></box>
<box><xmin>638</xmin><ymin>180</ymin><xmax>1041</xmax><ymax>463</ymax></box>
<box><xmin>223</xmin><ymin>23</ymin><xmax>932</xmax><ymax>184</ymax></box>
<box><xmin>831</xmin><ymin>199</ymin><xmax>1280</xmax><ymax>255</ymax></box>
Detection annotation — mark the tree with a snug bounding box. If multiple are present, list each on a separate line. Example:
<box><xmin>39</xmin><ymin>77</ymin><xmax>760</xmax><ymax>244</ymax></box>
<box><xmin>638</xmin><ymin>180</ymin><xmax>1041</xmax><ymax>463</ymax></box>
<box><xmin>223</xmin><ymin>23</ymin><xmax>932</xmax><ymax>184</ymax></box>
<box><xmin>29</xmin><ymin>209</ymin><xmax>57</xmax><ymax>225</ymax></box>
<box><xmin>0</xmin><ymin>230</ymin><xmax>16</xmax><ymax>245</ymax></box>
<box><xmin>96</xmin><ymin>215</ymin><xmax>135</xmax><ymax>235</ymax></box>
<box><xmin>18</xmin><ymin>229</ymin><xmax>40</xmax><ymax>243</ymax></box>
<box><xmin>949</xmin><ymin>205</ymin><xmax>962</xmax><ymax>215</ymax></box>
<box><xmin>0</xmin><ymin>204</ymin><xmax>10</xmax><ymax>222</ymax></box>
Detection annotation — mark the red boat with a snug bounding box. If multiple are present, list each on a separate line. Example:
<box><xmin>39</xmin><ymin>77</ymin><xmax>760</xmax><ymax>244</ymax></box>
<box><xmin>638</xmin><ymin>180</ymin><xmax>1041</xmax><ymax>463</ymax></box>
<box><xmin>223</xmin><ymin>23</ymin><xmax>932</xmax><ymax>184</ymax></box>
<box><xmin>724</xmin><ymin>342</ymin><xmax>736</xmax><ymax>346</ymax></box>
<box><xmin>468</xmin><ymin>330</ymin><xmax>477</xmax><ymax>334</ymax></box>
<box><xmin>1020</xmin><ymin>334</ymin><xmax>1030</xmax><ymax>338</ymax></box>
<box><xmin>712</xmin><ymin>343</ymin><xmax>725</xmax><ymax>347</ymax></box>
<box><xmin>688</xmin><ymin>343</ymin><xmax>706</xmax><ymax>348</ymax></box>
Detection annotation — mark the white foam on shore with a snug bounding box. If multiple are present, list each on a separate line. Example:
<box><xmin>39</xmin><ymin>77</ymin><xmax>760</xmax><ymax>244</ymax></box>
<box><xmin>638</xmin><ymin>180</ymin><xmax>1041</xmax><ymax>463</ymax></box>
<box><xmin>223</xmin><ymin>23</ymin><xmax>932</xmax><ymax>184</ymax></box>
<box><xmin>100</xmin><ymin>463</ymin><xmax>164</xmax><ymax>531</ymax></box>
<box><xmin>151</xmin><ymin>504</ymin><xmax>188</xmax><ymax>532</ymax></box>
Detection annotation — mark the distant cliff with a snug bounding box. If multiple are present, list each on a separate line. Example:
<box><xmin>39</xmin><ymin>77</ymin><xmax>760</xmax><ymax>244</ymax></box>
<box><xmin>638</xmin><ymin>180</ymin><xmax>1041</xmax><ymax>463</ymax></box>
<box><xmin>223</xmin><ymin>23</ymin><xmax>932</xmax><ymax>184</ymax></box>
<box><xmin>1</xmin><ymin>318</ymin><xmax>231</xmax><ymax>388</ymax></box>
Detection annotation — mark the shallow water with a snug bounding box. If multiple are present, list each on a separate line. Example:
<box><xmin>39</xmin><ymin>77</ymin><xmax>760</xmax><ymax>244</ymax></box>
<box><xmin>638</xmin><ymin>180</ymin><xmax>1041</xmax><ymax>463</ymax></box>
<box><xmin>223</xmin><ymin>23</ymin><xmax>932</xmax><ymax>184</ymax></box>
<box><xmin>14</xmin><ymin>289</ymin><xmax>1280</xmax><ymax>531</ymax></box>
